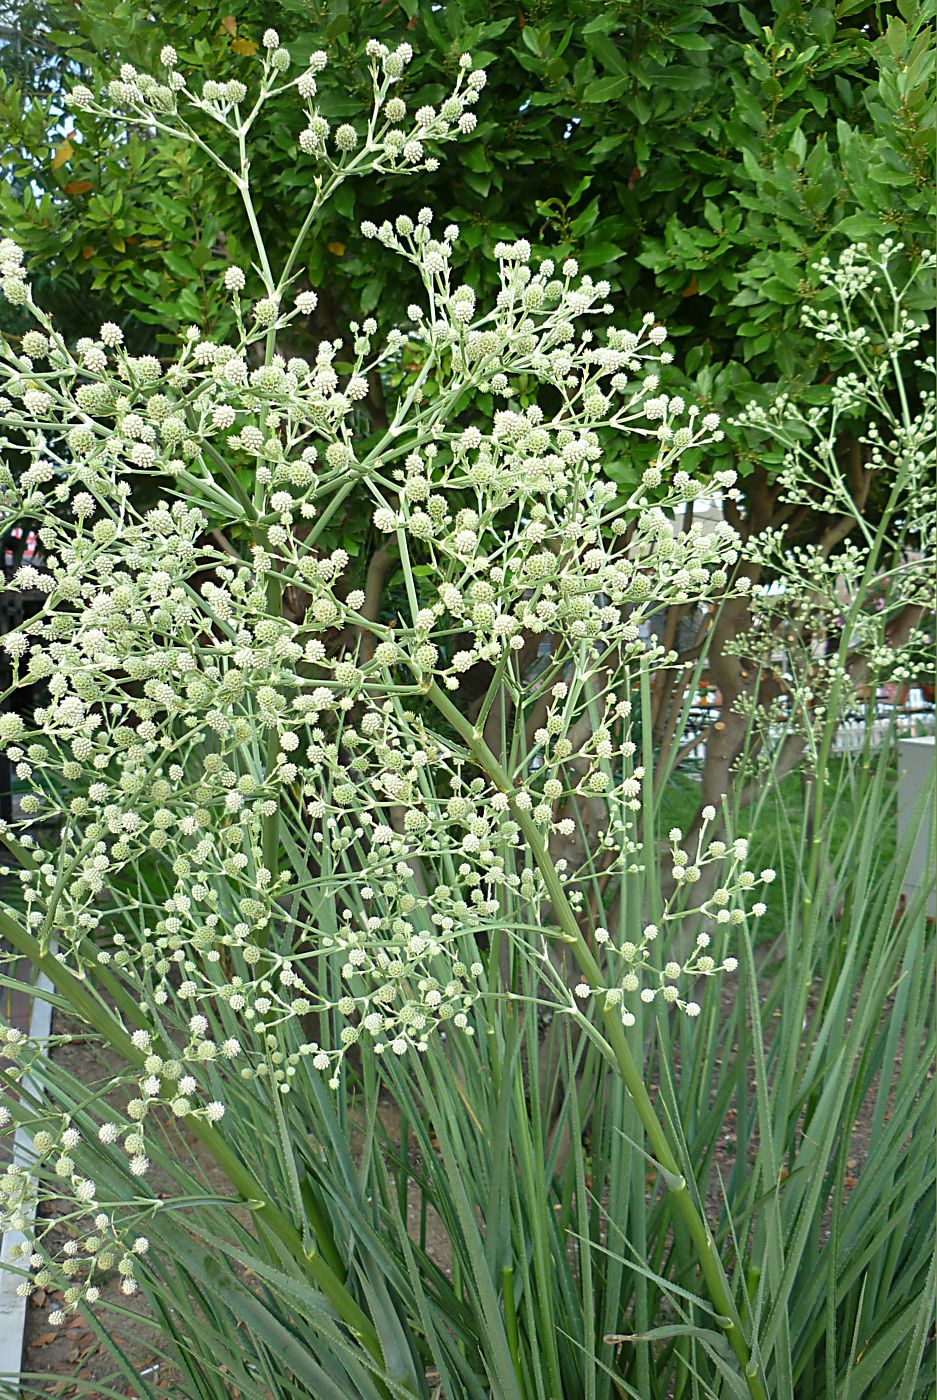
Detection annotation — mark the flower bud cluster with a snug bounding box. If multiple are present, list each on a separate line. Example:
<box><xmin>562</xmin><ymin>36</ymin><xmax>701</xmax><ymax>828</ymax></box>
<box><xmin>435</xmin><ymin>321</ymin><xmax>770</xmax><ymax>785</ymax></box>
<box><xmin>0</xmin><ymin>1097</ymin><xmax>151</xmax><ymax>1321</ymax></box>
<box><xmin>572</xmin><ymin>820</ymin><xmax>773</xmax><ymax>1024</ymax></box>
<box><xmin>299</xmin><ymin>43</ymin><xmax>485</xmax><ymax>173</ymax></box>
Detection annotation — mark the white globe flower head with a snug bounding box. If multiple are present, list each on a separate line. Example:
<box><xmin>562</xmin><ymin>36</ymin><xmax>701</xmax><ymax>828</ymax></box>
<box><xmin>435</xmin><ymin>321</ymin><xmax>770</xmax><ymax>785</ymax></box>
<box><xmin>253</xmin><ymin>295</ymin><xmax>279</xmax><ymax>326</ymax></box>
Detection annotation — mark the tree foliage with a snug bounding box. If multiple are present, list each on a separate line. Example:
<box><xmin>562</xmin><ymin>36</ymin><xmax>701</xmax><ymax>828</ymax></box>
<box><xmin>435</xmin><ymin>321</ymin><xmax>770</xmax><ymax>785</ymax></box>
<box><xmin>1</xmin><ymin>0</ymin><xmax>933</xmax><ymax>839</ymax></box>
<box><xmin>1</xmin><ymin>0</ymin><xmax>933</xmax><ymax>435</ymax></box>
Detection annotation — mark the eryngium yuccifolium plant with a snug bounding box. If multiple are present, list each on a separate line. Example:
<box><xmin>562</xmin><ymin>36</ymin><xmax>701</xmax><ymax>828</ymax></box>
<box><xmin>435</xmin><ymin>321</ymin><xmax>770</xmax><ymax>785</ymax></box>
<box><xmin>0</xmin><ymin>34</ymin><xmax>772</xmax><ymax>1387</ymax></box>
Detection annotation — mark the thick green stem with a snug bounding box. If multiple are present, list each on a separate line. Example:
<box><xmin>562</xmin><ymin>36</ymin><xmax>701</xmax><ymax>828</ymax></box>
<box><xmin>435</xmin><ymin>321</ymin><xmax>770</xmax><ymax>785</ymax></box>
<box><xmin>262</xmin><ymin>568</ymin><xmax>284</xmax><ymax>881</ymax></box>
<box><xmin>424</xmin><ymin>681</ymin><xmax>768</xmax><ymax>1399</ymax></box>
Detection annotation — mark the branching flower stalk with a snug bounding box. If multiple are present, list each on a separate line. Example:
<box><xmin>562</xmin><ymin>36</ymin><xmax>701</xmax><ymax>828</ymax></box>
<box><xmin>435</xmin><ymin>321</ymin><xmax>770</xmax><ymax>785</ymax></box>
<box><xmin>0</xmin><ymin>34</ymin><xmax>801</xmax><ymax>1397</ymax></box>
<box><xmin>733</xmin><ymin>242</ymin><xmax>935</xmax><ymax>935</ymax></box>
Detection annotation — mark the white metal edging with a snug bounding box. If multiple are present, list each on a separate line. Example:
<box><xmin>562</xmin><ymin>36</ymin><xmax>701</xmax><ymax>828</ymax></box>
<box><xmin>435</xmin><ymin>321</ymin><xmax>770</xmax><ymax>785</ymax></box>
<box><xmin>897</xmin><ymin>736</ymin><xmax>937</xmax><ymax>920</ymax></box>
<box><xmin>0</xmin><ymin>961</ymin><xmax>55</xmax><ymax>1386</ymax></box>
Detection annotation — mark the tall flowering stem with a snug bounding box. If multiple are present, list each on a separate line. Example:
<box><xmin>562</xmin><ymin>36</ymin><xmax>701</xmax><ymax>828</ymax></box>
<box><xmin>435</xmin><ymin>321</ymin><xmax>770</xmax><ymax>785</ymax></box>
<box><xmin>424</xmin><ymin>680</ymin><xmax>765</xmax><ymax>1396</ymax></box>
